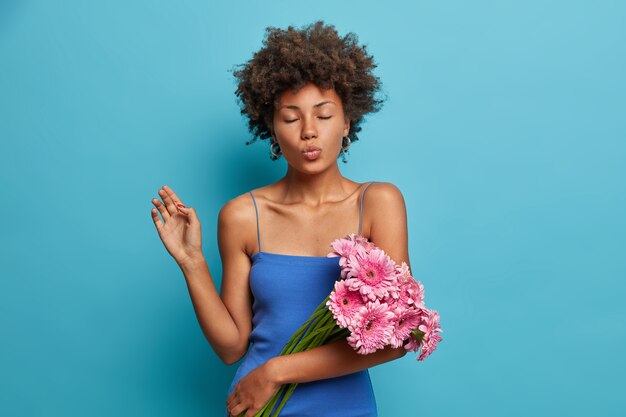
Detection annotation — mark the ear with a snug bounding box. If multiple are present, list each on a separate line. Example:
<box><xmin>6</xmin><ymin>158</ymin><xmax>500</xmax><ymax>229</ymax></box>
<box><xmin>343</xmin><ymin>116</ymin><xmax>351</xmax><ymax>137</ymax></box>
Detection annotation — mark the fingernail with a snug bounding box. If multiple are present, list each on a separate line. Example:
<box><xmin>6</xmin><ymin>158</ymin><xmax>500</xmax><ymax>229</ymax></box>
<box><xmin>177</xmin><ymin>203</ymin><xmax>186</xmax><ymax>208</ymax></box>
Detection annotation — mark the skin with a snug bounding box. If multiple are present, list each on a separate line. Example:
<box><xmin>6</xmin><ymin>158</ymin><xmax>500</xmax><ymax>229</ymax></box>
<box><xmin>150</xmin><ymin>81</ymin><xmax>410</xmax><ymax>417</ymax></box>
<box><xmin>269</xmin><ymin>81</ymin><xmax>350</xmax><ymax>178</ymax></box>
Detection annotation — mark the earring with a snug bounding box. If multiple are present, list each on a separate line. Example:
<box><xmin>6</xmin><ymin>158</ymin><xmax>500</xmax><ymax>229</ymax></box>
<box><xmin>270</xmin><ymin>140</ymin><xmax>282</xmax><ymax>158</ymax></box>
<box><xmin>341</xmin><ymin>136</ymin><xmax>351</xmax><ymax>152</ymax></box>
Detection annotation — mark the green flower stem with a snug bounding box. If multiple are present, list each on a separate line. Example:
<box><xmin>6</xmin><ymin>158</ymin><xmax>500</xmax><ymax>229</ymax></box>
<box><xmin>281</xmin><ymin>312</ymin><xmax>324</xmax><ymax>355</ymax></box>
<box><xmin>259</xmin><ymin>312</ymin><xmax>329</xmax><ymax>417</ymax></box>
<box><xmin>303</xmin><ymin>295</ymin><xmax>330</xmax><ymax>325</ymax></box>
<box><xmin>258</xmin><ymin>291</ymin><xmax>344</xmax><ymax>416</ymax></box>
<box><xmin>286</xmin><ymin>310</ymin><xmax>333</xmax><ymax>354</ymax></box>
<box><xmin>271</xmin><ymin>382</ymin><xmax>298</xmax><ymax>417</ymax></box>
<box><xmin>290</xmin><ymin>322</ymin><xmax>336</xmax><ymax>352</ymax></box>
<box><xmin>304</xmin><ymin>312</ymin><xmax>337</xmax><ymax>348</ymax></box>
<box><xmin>326</xmin><ymin>328</ymin><xmax>350</xmax><ymax>344</ymax></box>
<box><xmin>280</xmin><ymin>303</ymin><xmax>332</xmax><ymax>355</ymax></box>
<box><xmin>269</xmin><ymin>319</ymin><xmax>342</xmax><ymax>416</ymax></box>
<box><xmin>313</xmin><ymin>294</ymin><xmax>331</xmax><ymax>311</ymax></box>
<box><xmin>267</xmin><ymin>316</ymin><xmax>337</xmax><ymax>415</ymax></box>
<box><xmin>281</xmin><ymin>310</ymin><xmax>324</xmax><ymax>352</ymax></box>
<box><xmin>257</xmin><ymin>384</ymin><xmax>287</xmax><ymax>416</ymax></box>
<box><xmin>307</xmin><ymin>332</ymin><xmax>327</xmax><ymax>350</ymax></box>
<box><xmin>321</xmin><ymin>321</ymin><xmax>338</xmax><ymax>341</ymax></box>
<box><xmin>412</xmin><ymin>328</ymin><xmax>425</xmax><ymax>340</ymax></box>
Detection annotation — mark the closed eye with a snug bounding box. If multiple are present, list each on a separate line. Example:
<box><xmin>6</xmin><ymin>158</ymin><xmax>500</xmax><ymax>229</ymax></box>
<box><xmin>284</xmin><ymin>116</ymin><xmax>332</xmax><ymax>123</ymax></box>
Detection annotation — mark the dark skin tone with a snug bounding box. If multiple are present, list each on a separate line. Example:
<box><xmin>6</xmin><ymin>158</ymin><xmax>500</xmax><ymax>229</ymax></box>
<box><xmin>150</xmin><ymin>81</ymin><xmax>410</xmax><ymax>417</ymax></box>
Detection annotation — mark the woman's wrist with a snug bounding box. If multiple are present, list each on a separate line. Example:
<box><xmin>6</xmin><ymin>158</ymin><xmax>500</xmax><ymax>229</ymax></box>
<box><xmin>178</xmin><ymin>252</ymin><xmax>207</xmax><ymax>273</ymax></box>
<box><xmin>266</xmin><ymin>356</ymin><xmax>288</xmax><ymax>385</ymax></box>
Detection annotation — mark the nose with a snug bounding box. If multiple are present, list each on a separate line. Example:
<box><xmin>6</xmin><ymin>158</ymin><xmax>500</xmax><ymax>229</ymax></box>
<box><xmin>301</xmin><ymin>115</ymin><xmax>318</xmax><ymax>140</ymax></box>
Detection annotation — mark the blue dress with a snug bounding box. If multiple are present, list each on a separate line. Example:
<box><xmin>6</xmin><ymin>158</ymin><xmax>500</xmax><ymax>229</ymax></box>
<box><xmin>225</xmin><ymin>182</ymin><xmax>378</xmax><ymax>417</ymax></box>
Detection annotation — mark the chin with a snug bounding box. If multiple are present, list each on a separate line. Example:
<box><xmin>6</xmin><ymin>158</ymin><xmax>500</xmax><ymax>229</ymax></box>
<box><xmin>300</xmin><ymin>161</ymin><xmax>336</xmax><ymax>175</ymax></box>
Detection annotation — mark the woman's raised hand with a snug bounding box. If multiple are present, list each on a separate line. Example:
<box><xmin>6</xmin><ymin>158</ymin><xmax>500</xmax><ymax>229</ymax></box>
<box><xmin>151</xmin><ymin>185</ymin><xmax>203</xmax><ymax>268</ymax></box>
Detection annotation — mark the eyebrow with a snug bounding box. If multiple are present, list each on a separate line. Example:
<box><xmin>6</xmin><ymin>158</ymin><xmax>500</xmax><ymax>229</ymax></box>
<box><xmin>279</xmin><ymin>100</ymin><xmax>335</xmax><ymax>110</ymax></box>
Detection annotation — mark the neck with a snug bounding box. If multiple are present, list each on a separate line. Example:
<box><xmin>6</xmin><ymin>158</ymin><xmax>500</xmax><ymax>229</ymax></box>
<box><xmin>279</xmin><ymin>163</ymin><xmax>351</xmax><ymax>205</ymax></box>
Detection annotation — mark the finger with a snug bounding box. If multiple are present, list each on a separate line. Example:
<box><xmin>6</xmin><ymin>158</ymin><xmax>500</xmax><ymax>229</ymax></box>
<box><xmin>175</xmin><ymin>205</ymin><xmax>195</xmax><ymax>221</ymax></box>
<box><xmin>152</xmin><ymin>197</ymin><xmax>170</xmax><ymax>222</ymax></box>
<box><xmin>229</xmin><ymin>384</ymin><xmax>241</xmax><ymax>402</ymax></box>
<box><xmin>244</xmin><ymin>409</ymin><xmax>258</xmax><ymax>417</ymax></box>
<box><xmin>162</xmin><ymin>185</ymin><xmax>185</xmax><ymax>207</ymax></box>
<box><xmin>158</xmin><ymin>188</ymin><xmax>178</xmax><ymax>217</ymax></box>
<box><xmin>226</xmin><ymin>386</ymin><xmax>237</xmax><ymax>406</ymax></box>
<box><xmin>227</xmin><ymin>397</ymin><xmax>241</xmax><ymax>417</ymax></box>
<box><xmin>161</xmin><ymin>185</ymin><xmax>186</xmax><ymax>215</ymax></box>
<box><xmin>150</xmin><ymin>207</ymin><xmax>164</xmax><ymax>233</ymax></box>
<box><xmin>230</xmin><ymin>402</ymin><xmax>247</xmax><ymax>417</ymax></box>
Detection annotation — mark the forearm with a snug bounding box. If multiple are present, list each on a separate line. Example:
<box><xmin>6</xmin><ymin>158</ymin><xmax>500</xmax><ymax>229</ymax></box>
<box><xmin>268</xmin><ymin>337</ymin><xmax>407</xmax><ymax>384</ymax></box>
<box><xmin>179</xmin><ymin>257</ymin><xmax>243</xmax><ymax>364</ymax></box>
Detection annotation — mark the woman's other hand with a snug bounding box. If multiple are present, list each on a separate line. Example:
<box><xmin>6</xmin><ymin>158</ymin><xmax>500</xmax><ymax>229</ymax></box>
<box><xmin>226</xmin><ymin>361</ymin><xmax>282</xmax><ymax>417</ymax></box>
<box><xmin>151</xmin><ymin>185</ymin><xmax>203</xmax><ymax>267</ymax></box>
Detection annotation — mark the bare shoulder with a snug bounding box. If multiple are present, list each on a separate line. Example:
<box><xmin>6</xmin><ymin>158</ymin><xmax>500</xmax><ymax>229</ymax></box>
<box><xmin>365</xmin><ymin>181</ymin><xmax>406</xmax><ymax>204</ymax></box>
<box><xmin>219</xmin><ymin>191</ymin><xmax>255</xmax><ymax>223</ymax></box>
<box><xmin>363</xmin><ymin>181</ymin><xmax>407</xmax><ymax>231</ymax></box>
<box><xmin>363</xmin><ymin>181</ymin><xmax>407</xmax><ymax>217</ymax></box>
<box><xmin>218</xmin><ymin>190</ymin><xmax>258</xmax><ymax>257</ymax></box>
<box><xmin>363</xmin><ymin>181</ymin><xmax>410</xmax><ymax>267</ymax></box>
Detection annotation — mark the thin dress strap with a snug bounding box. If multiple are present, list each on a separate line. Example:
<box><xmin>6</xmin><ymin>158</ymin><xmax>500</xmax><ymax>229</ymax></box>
<box><xmin>249</xmin><ymin>191</ymin><xmax>262</xmax><ymax>252</ymax></box>
<box><xmin>358</xmin><ymin>182</ymin><xmax>375</xmax><ymax>236</ymax></box>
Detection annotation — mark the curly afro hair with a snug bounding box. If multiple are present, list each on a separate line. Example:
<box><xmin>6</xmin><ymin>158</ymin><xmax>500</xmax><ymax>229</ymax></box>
<box><xmin>231</xmin><ymin>20</ymin><xmax>387</xmax><ymax>162</ymax></box>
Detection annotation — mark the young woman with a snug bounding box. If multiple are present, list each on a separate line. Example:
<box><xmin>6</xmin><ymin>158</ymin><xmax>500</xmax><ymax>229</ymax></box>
<box><xmin>150</xmin><ymin>21</ymin><xmax>411</xmax><ymax>417</ymax></box>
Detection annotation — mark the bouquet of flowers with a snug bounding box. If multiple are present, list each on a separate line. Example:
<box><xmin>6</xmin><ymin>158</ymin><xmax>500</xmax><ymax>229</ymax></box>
<box><xmin>254</xmin><ymin>233</ymin><xmax>443</xmax><ymax>416</ymax></box>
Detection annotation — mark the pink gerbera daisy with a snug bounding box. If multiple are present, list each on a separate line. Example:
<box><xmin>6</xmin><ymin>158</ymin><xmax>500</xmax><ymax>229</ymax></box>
<box><xmin>395</xmin><ymin>262</ymin><xmax>425</xmax><ymax>307</ymax></box>
<box><xmin>346</xmin><ymin>299</ymin><xmax>396</xmax><ymax>355</ymax></box>
<box><xmin>329</xmin><ymin>234</ymin><xmax>361</xmax><ymax>258</ymax></box>
<box><xmin>326</xmin><ymin>280</ymin><xmax>366</xmax><ymax>328</ymax></box>
<box><xmin>344</xmin><ymin>248</ymin><xmax>399</xmax><ymax>301</ymax></box>
<box><xmin>389</xmin><ymin>305</ymin><xmax>422</xmax><ymax>348</ymax></box>
<box><xmin>403</xmin><ymin>307</ymin><xmax>428</xmax><ymax>353</ymax></box>
<box><xmin>417</xmin><ymin>309</ymin><xmax>443</xmax><ymax>361</ymax></box>
<box><xmin>350</xmin><ymin>233</ymin><xmax>376</xmax><ymax>251</ymax></box>
<box><xmin>327</xmin><ymin>234</ymin><xmax>372</xmax><ymax>274</ymax></box>
<box><xmin>403</xmin><ymin>308</ymin><xmax>443</xmax><ymax>361</ymax></box>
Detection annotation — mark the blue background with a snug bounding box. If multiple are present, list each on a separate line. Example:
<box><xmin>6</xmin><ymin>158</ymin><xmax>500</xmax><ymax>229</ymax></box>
<box><xmin>1</xmin><ymin>1</ymin><xmax>624</xmax><ymax>416</ymax></box>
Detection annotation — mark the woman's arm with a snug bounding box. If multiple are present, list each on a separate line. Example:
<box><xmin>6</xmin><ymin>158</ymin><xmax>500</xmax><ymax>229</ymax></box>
<box><xmin>267</xmin><ymin>337</ymin><xmax>406</xmax><ymax>384</ymax></box>
<box><xmin>271</xmin><ymin>181</ymin><xmax>412</xmax><ymax>384</ymax></box>
<box><xmin>191</xmin><ymin>195</ymin><xmax>258</xmax><ymax>365</ymax></box>
<box><xmin>179</xmin><ymin>257</ymin><xmax>244</xmax><ymax>364</ymax></box>
<box><xmin>155</xmin><ymin>187</ymin><xmax>255</xmax><ymax>366</ymax></box>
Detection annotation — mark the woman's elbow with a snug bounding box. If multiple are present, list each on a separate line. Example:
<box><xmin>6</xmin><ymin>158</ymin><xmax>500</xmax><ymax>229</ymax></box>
<box><xmin>219</xmin><ymin>344</ymin><xmax>249</xmax><ymax>366</ymax></box>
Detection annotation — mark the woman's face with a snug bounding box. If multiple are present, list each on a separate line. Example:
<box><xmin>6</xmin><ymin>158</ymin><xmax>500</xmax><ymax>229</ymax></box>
<box><xmin>270</xmin><ymin>81</ymin><xmax>350</xmax><ymax>170</ymax></box>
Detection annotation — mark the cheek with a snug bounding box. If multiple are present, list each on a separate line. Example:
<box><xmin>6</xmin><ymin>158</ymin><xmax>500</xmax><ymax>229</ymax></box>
<box><xmin>320</xmin><ymin>119</ymin><xmax>344</xmax><ymax>138</ymax></box>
